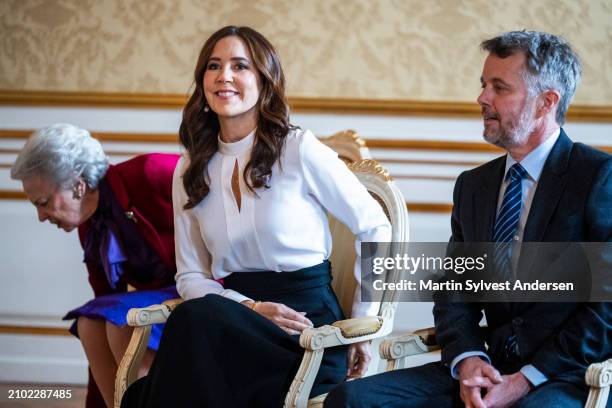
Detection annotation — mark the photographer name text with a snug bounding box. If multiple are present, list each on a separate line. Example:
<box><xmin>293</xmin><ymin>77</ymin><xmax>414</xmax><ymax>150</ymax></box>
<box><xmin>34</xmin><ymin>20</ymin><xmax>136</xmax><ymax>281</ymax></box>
<box><xmin>372</xmin><ymin>279</ymin><xmax>574</xmax><ymax>292</ymax></box>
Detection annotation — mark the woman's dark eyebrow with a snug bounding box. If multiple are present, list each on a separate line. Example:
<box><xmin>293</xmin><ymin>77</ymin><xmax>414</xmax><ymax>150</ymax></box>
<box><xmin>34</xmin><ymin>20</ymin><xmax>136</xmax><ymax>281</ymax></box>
<box><xmin>208</xmin><ymin>56</ymin><xmax>250</xmax><ymax>63</ymax></box>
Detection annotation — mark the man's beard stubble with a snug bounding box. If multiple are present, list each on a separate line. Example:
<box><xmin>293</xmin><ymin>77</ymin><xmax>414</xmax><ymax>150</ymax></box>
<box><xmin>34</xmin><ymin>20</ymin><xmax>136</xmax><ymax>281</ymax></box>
<box><xmin>482</xmin><ymin>101</ymin><xmax>536</xmax><ymax>150</ymax></box>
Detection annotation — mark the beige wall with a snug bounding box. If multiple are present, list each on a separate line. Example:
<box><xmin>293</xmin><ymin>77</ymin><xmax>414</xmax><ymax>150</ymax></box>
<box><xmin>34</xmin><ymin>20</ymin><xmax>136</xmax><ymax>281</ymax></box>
<box><xmin>1</xmin><ymin>0</ymin><xmax>611</xmax><ymax>104</ymax></box>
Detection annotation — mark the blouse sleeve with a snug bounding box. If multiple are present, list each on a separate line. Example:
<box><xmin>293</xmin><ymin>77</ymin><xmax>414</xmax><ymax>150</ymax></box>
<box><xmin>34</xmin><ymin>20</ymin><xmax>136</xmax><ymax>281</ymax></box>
<box><xmin>173</xmin><ymin>157</ymin><xmax>252</xmax><ymax>304</ymax></box>
<box><xmin>299</xmin><ymin>131</ymin><xmax>392</xmax><ymax>317</ymax></box>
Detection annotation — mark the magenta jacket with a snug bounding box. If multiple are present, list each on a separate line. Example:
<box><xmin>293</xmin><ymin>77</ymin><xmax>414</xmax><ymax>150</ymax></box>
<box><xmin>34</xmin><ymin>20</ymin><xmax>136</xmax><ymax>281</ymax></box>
<box><xmin>77</xmin><ymin>153</ymin><xmax>180</xmax><ymax>296</ymax></box>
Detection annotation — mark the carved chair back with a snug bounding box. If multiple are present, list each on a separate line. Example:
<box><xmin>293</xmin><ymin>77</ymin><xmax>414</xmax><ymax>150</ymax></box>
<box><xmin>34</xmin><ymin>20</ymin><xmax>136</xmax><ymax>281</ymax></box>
<box><xmin>319</xmin><ymin>129</ymin><xmax>371</xmax><ymax>164</ymax></box>
<box><xmin>328</xmin><ymin>159</ymin><xmax>409</xmax><ymax>322</ymax></box>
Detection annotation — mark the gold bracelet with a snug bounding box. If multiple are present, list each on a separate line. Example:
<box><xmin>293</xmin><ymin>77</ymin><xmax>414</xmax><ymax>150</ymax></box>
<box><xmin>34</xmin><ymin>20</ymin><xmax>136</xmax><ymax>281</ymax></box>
<box><xmin>250</xmin><ymin>301</ymin><xmax>260</xmax><ymax>311</ymax></box>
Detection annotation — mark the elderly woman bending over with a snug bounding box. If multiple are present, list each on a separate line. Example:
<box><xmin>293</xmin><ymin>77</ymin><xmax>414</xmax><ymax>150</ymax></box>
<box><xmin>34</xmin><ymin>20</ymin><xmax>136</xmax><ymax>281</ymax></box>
<box><xmin>11</xmin><ymin>124</ymin><xmax>179</xmax><ymax>407</ymax></box>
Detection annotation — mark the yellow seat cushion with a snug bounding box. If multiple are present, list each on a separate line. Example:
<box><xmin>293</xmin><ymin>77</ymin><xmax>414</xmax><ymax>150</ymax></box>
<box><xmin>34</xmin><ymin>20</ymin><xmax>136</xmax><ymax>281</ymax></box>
<box><xmin>331</xmin><ymin>316</ymin><xmax>382</xmax><ymax>338</ymax></box>
<box><xmin>308</xmin><ymin>393</ymin><xmax>327</xmax><ymax>407</ymax></box>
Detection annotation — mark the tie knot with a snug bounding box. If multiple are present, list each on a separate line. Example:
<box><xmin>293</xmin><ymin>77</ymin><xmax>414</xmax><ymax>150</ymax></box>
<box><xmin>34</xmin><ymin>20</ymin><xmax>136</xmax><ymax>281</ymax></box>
<box><xmin>508</xmin><ymin>163</ymin><xmax>528</xmax><ymax>181</ymax></box>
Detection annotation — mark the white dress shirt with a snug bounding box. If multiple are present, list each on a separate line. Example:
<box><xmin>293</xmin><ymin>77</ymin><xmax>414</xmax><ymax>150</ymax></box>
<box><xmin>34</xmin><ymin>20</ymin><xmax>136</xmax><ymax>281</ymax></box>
<box><xmin>450</xmin><ymin>128</ymin><xmax>560</xmax><ymax>386</ymax></box>
<box><xmin>497</xmin><ymin>128</ymin><xmax>560</xmax><ymax>269</ymax></box>
<box><xmin>173</xmin><ymin>128</ymin><xmax>391</xmax><ymax>317</ymax></box>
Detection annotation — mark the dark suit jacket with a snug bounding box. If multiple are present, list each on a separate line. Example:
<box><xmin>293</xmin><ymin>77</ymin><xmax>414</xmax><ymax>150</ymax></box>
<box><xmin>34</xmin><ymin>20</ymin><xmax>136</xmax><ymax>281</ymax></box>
<box><xmin>433</xmin><ymin>129</ymin><xmax>611</xmax><ymax>383</ymax></box>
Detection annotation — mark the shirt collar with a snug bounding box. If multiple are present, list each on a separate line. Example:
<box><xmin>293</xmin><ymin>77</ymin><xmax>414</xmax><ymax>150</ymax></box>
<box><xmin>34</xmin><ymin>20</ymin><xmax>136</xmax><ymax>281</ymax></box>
<box><xmin>504</xmin><ymin>128</ymin><xmax>560</xmax><ymax>182</ymax></box>
<box><xmin>218</xmin><ymin>129</ymin><xmax>256</xmax><ymax>156</ymax></box>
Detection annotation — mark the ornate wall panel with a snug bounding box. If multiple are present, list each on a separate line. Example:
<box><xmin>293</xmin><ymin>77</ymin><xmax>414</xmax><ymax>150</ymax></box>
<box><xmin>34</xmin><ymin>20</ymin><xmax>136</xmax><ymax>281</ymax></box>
<box><xmin>1</xmin><ymin>0</ymin><xmax>611</xmax><ymax>104</ymax></box>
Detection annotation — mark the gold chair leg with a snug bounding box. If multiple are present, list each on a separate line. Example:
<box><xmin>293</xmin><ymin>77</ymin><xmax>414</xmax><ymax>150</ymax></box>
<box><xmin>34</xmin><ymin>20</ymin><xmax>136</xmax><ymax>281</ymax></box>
<box><xmin>114</xmin><ymin>325</ymin><xmax>152</xmax><ymax>408</ymax></box>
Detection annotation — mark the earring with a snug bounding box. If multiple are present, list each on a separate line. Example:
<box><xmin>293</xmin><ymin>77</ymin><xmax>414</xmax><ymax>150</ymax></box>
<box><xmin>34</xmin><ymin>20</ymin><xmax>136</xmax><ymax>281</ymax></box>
<box><xmin>73</xmin><ymin>186</ymin><xmax>83</xmax><ymax>200</ymax></box>
<box><xmin>204</xmin><ymin>104</ymin><xmax>210</xmax><ymax>113</ymax></box>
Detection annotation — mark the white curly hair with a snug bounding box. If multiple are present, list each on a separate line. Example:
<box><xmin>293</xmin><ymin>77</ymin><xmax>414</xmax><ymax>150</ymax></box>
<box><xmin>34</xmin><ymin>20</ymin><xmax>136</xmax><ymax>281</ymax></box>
<box><xmin>11</xmin><ymin>123</ymin><xmax>109</xmax><ymax>189</ymax></box>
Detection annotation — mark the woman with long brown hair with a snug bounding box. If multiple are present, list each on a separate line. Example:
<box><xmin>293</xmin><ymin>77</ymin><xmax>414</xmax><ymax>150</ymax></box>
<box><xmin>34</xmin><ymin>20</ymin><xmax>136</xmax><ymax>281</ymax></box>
<box><xmin>122</xmin><ymin>25</ymin><xmax>390</xmax><ymax>407</ymax></box>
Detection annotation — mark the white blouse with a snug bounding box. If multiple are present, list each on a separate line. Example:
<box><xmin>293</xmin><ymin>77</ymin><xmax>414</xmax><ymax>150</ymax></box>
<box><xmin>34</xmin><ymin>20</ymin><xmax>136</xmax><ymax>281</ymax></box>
<box><xmin>173</xmin><ymin>128</ymin><xmax>391</xmax><ymax>317</ymax></box>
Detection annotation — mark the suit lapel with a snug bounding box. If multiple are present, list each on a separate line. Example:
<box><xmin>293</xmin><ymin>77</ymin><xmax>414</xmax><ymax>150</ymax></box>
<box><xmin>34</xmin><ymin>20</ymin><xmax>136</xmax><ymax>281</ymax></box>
<box><xmin>478</xmin><ymin>158</ymin><xmax>510</xmax><ymax>317</ymax></box>
<box><xmin>474</xmin><ymin>157</ymin><xmax>506</xmax><ymax>241</ymax></box>
<box><xmin>522</xmin><ymin>130</ymin><xmax>572</xmax><ymax>242</ymax></box>
<box><xmin>518</xmin><ymin>130</ymin><xmax>573</xmax><ymax>277</ymax></box>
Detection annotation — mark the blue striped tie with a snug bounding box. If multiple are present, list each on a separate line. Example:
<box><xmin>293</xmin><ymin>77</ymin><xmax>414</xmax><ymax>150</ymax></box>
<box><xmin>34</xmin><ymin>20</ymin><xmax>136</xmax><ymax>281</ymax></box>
<box><xmin>493</xmin><ymin>163</ymin><xmax>528</xmax><ymax>277</ymax></box>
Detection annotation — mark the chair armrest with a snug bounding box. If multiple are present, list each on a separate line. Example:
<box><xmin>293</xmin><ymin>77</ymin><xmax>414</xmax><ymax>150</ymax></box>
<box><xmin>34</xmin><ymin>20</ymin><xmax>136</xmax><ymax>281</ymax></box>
<box><xmin>586</xmin><ymin>358</ymin><xmax>612</xmax><ymax>388</ymax></box>
<box><xmin>584</xmin><ymin>359</ymin><xmax>612</xmax><ymax>408</ymax></box>
<box><xmin>126</xmin><ymin>298</ymin><xmax>183</xmax><ymax>327</ymax></box>
<box><xmin>380</xmin><ymin>331</ymin><xmax>440</xmax><ymax>361</ymax></box>
<box><xmin>115</xmin><ymin>298</ymin><xmax>183</xmax><ymax>407</ymax></box>
<box><xmin>286</xmin><ymin>316</ymin><xmax>391</xmax><ymax>407</ymax></box>
<box><xmin>299</xmin><ymin>315</ymin><xmax>391</xmax><ymax>351</ymax></box>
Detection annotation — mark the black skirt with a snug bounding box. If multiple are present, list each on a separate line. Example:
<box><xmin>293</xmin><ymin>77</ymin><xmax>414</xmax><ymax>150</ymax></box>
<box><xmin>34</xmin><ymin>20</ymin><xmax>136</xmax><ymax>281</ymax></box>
<box><xmin>122</xmin><ymin>261</ymin><xmax>348</xmax><ymax>408</ymax></box>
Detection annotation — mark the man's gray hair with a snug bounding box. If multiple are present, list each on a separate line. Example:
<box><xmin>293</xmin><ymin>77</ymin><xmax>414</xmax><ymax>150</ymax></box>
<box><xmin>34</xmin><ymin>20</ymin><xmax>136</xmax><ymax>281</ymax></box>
<box><xmin>481</xmin><ymin>30</ymin><xmax>582</xmax><ymax>125</ymax></box>
<box><xmin>11</xmin><ymin>123</ymin><xmax>109</xmax><ymax>189</ymax></box>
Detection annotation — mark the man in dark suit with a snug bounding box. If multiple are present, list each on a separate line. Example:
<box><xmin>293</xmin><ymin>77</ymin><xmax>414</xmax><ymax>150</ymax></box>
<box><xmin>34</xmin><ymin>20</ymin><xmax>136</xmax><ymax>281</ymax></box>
<box><xmin>325</xmin><ymin>31</ymin><xmax>611</xmax><ymax>408</ymax></box>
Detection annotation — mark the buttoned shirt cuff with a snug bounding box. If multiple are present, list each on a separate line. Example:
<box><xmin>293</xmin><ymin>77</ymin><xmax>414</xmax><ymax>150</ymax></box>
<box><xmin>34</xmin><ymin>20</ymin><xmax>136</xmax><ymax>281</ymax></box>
<box><xmin>450</xmin><ymin>351</ymin><xmax>491</xmax><ymax>379</ymax></box>
<box><xmin>520</xmin><ymin>365</ymin><xmax>548</xmax><ymax>387</ymax></box>
<box><xmin>219</xmin><ymin>288</ymin><xmax>252</xmax><ymax>304</ymax></box>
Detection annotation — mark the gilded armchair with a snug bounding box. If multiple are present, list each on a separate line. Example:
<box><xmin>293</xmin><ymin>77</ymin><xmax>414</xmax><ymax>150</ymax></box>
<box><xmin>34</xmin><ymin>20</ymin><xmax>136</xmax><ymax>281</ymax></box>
<box><xmin>284</xmin><ymin>159</ymin><xmax>408</xmax><ymax>408</ymax></box>
<box><xmin>114</xmin><ymin>158</ymin><xmax>408</xmax><ymax>408</ymax></box>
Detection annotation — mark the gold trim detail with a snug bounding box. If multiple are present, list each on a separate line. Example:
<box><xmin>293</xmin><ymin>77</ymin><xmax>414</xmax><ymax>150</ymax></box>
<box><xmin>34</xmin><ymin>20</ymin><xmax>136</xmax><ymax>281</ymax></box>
<box><xmin>394</xmin><ymin>175</ymin><xmax>457</xmax><ymax>181</ymax></box>
<box><xmin>1</xmin><ymin>91</ymin><xmax>612</xmax><ymax>121</ymax></box>
<box><xmin>0</xmin><ymin>90</ymin><xmax>188</xmax><ymax>109</ymax></box>
<box><xmin>319</xmin><ymin>129</ymin><xmax>369</xmax><ymax>163</ymax></box>
<box><xmin>407</xmin><ymin>203</ymin><xmax>453</xmax><ymax>213</ymax></box>
<box><xmin>2</xmin><ymin>129</ymin><xmax>610</xmax><ymax>154</ymax></box>
<box><xmin>368</xmin><ymin>139</ymin><xmax>504</xmax><ymax>152</ymax></box>
<box><xmin>0</xmin><ymin>129</ymin><xmax>178</xmax><ymax>144</ymax></box>
<box><xmin>0</xmin><ymin>147</ymin><xmax>139</xmax><ymax>157</ymax></box>
<box><xmin>291</xmin><ymin>97</ymin><xmax>482</xmax><ymax>117</ymax></box>
<box><xmin>0</xmin><ymin>191</ymin><xmax>27</xmax><ymax>200</ymax></box>
<box><xmin>368</xmin><ymin>139</ymin><xmax>612</xmax><ymax>154</ymax></box>
<box><xmin>0</xmin><ymin>189</ymin><xmax>452</xmax><ymax>212</ymax></box>
<box><xmin>0</xmin><ymin>325</ymin><xmax>71</xmax><ymax>336</ymax></box>
<box><xmin>379</xmin><ymin>158</ymin><xmax>483</xmax><ymax>166</ymax></box>
<box><xmin>348</xmin><ymin>159</ymin><xmax>393</xmax><ymax>181</ymax></box>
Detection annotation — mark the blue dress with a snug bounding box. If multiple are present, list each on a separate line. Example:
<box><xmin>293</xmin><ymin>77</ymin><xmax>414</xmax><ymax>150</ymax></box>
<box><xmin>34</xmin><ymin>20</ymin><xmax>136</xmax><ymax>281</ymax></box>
<box><xmin>63</xmin><ymin>179</ymin><xmax>178</xmax><ymax>350</ymax></box>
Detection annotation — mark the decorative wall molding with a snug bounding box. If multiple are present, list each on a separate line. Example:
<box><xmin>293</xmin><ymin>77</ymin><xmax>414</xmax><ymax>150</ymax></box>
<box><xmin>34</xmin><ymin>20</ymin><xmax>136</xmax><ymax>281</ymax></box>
<box><xmin>369</xmin><ymin>139</ymin><xmax>612</xmax><ymax>153</ymax></box>
<box><xmin>379</xmin><ymin>158</ymin><xmax>483</xmax><ymax>166</ymax></box>
<box><xmin>3</xmin><ymin>129</ymin><xmax>611</xmax><ymax>153</ymax></box>
<box><xmin>395</xmin><ymin>175</ymin><xmax>456</xmax><ymax>181</ymax></box>
<box><xmin>0</xmin><ymin>189</ymin><xmax>451</xmax><ymax>212</ymax></box>
<box><xmin>1</xmin><ymin>90</ymin><xmax>612</xmax><ymax>122</ymax></box>
<box><xmin>0</xmin><ymin>191</ymin><xmax>27</xmax><ymax>200</ymax></box>
<box><xmin>0</xmin><ymin>129</ymin><xmax>178</xmax><ymax>144</ymax></box>
<box><xmin>369</xmin><ymin>139</ymin><xmax>502</xmax><ymax>152</ymax></box>
<box><xmin>0</xmin><ymin>90</ymin><xmax>187</xmax><ymax>109</ymax></box>
<box><xmin>406</xmin><ymin>203</ymin><xmax>453</xmax><ymax>213</ymax></box>
<box><xmin>0</xmin><ymin>147</ymin><xmax>136</xmax><ymax>157</ymax></box>
<box><xmin>0</xmin><ymin>325</ymin><xmax>70</xmax><ymax>336</ymax></box>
